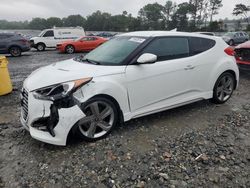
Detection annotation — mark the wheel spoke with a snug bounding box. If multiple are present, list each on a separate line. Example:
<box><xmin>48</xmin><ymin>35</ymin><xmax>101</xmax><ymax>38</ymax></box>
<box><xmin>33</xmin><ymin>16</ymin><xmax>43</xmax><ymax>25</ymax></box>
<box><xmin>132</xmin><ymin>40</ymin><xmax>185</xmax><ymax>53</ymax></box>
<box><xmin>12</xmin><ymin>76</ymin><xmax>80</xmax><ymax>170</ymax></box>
<box><xmin>221</xmin><ymin>77</ymin><xmax>226</xmax><ymax>85</ymax></box>
<box><xmin>217</xmin><ymin>86</ymin><xmax>223</xmax><ymax>92</ymax></box>
<box><xmin>224</xmin><ymin>89</ymin><xmax>232</xmax><ymax>95</ymax></box>
<box><xmin>78</xmin><ymin>115</ymin><xmax>95</xmax><ymax>125</ymax></box>
<box><xmin>225</xmin><ymin>79</ymin><xmax>232</xmax><ymax>88</ymax></box>
<box><xmin>100</xmin><ymin>106</ymin><xmax>112</xmax><ymax>119</ymax></box>
<box><xmin>90</xmin><ymin>102</ymin><xmax>100</xmax><ymax>116</ymax></box>
<box><xmin>97</xmin><ymin>121</ymin><xmax>111</xmax><ymax>131</ymax></box>
<box><xmin>87</xmin><ymin>122</ymin><xmax>97</xmax><ymax>138</ymax></box>
<box><xmin>219</xmin><ymin>91</ymin><xmax>225</xmax><ymax>101</ymax></box>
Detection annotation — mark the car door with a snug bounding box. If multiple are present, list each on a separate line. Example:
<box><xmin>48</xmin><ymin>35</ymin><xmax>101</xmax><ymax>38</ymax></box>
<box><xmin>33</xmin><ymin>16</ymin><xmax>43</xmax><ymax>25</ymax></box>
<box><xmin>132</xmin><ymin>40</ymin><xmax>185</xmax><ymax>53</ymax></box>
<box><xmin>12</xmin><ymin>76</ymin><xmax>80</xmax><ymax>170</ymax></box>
<box><xmin>239</xmin><ymin>32</ymin><xmax>247</xmax><ymax>43</ymax></box>
<box><xmin>234</xmin><ymin>33</ymin><xmax>240</xmax><ymax>44</ymax></box>
<box><xmin>42</xmin><ymin>30</ymin><xmax>55</xmax><ymax>47</ymax></box>
<box><xmin>0</xmin><ymin>34</ymin><xmax>12</xmax><ymax>53</ymax></box>
<box><xmin>0</xmin><ymin>35</ymin><xmax>7</xmax><ymax>52</ymax></box>
<box><xmin>79</xmin><ymin>37</ymin><xmax>93</xmax><ymax>51</ymax></box>
<box><xmin>125</xmin><ymin>37</ymin><xmax>194</xmax><ymax>114</ymax></box>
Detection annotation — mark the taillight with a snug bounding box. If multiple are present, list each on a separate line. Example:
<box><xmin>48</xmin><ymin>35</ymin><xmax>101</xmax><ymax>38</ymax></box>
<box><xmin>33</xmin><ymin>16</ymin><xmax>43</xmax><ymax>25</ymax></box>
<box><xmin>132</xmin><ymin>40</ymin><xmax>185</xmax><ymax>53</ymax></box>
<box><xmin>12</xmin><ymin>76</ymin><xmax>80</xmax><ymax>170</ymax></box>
<box><xmin>224</xmin><ymin>47</ymin><xmax>235</xmax><ymax>56</ymax></box>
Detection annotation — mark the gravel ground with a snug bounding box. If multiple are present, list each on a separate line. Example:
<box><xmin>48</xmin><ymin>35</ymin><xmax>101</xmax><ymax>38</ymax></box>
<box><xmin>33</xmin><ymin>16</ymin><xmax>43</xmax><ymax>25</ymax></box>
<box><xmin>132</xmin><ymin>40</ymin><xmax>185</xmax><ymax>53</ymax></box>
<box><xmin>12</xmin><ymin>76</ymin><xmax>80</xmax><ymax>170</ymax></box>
<box><xmin>0</xmin><ymin>50</ymin><xmax>250</xmax><ymax>188</ymax></box>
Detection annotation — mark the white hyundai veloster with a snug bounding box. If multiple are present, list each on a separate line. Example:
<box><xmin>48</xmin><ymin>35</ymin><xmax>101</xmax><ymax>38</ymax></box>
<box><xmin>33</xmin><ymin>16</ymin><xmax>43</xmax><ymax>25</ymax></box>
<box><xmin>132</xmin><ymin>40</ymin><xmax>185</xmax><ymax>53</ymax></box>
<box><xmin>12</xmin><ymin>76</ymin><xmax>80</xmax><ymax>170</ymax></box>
<box><xmin>21</xmin><ymin>31</ymin><xmax>239</xmax><ymax>145</ymax></box>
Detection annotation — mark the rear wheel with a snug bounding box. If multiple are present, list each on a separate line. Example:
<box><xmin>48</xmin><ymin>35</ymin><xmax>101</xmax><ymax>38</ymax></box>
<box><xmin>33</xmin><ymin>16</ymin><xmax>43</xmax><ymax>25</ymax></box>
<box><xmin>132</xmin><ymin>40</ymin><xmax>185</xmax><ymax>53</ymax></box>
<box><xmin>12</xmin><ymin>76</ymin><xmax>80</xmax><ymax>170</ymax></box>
<box><xmin>76</xmin><ymin>97</ymin><xmax>118</xmax><ymax>141</ymax></box>
<box><xmin>212</xmin><ymin>72</ymin><xmax>235</xmax><ymax>104</ymax></box>
<box><xmin>9</xmin><ymin>46</ymin><xmax>21</xmax><ymax>57</ymax></box>
<box><xmin>65</xmin><ymin>45</ymin><xmax>75</xmax><ymax>54</ymax></box>
<box><xmin>229</xmin><ymin>40</ymin><xmax>234</xmax><ymax>46</ymax></box>
<box><xmin>36</xmin><ymin>43</ymin><xmax>45</xmax><ymax>51</ymax></box>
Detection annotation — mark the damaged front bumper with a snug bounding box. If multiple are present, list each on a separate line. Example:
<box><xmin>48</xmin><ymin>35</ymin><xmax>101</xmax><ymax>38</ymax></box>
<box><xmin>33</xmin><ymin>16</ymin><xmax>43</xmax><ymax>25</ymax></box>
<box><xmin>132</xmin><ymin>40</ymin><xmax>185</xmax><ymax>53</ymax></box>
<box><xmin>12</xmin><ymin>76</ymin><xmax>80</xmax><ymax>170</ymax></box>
<box><xmin>20</xmin><ymin>88</ymin><xmax>86</xmax><ymax>146</ymax></box>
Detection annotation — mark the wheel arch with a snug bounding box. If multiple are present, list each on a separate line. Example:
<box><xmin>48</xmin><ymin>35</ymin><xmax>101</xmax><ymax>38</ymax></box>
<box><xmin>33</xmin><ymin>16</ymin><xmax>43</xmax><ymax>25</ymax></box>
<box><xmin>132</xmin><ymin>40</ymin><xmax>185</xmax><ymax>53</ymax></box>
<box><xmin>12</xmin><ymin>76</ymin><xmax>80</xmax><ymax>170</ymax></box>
<box><xmin>8</xmin><ymin>45</ymin><xmax>22</xmax><ymax>52</ymax></box>
<box><xmin>208</xmin><ymin>56</ymin><xmax>239</xmax><ymax>92</ymax></box>
<box><xmin>36</xmin><ymin>42</ymin><xmax>46</xmax><ymax>47</ymax></box>
<box><xmin>67</xmin><ymin>93</ymin><xmax>124</xmax><ymax>144</ymax></box>
<box><xmin>65</xmin><ymin>44</ymin><xmax>75</xmax><ymax>52</ymax></box>
<box><xmin>88</xmin><ymin>94</ymin><xmax>124</xmax><ymax>123</ymax></box>
<box><xmin>212</xmin><ymin>70</ymin><xmax>238</xmax><ymax>91</ymax></box>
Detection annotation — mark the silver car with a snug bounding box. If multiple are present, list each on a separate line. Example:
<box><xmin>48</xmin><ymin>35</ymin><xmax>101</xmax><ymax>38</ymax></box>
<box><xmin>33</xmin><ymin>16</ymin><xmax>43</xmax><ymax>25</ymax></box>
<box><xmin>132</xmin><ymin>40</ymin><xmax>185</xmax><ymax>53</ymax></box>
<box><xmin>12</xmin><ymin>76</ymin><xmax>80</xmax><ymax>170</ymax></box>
<box><xmin>222</xmin><ymin>31</ymin><xmax>249</xmax><ymax>46</ymax></box>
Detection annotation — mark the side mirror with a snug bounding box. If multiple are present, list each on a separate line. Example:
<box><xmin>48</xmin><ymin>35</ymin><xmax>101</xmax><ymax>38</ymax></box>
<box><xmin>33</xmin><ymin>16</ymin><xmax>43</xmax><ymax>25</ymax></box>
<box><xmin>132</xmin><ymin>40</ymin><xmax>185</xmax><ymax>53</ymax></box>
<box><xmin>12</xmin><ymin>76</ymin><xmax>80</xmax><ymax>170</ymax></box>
<box><xmin>137</xmin><ymin>53</ymin><xmax>157</xmax><ymax>64</ymax></box>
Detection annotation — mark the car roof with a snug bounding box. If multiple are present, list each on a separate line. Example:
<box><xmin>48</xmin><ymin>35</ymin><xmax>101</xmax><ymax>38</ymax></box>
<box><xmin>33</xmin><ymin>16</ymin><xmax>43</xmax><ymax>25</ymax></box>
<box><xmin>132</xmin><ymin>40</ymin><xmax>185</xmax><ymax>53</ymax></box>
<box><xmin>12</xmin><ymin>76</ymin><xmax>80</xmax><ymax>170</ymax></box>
<box><xmin>0</xmin><ymin>32</ymin><xmax>15</xmax><ymax>35</ymax></box>
<box><xmin>119</xmin><ymin>31</ymin><xmax>217</xmax><ymax>39</ymax></box>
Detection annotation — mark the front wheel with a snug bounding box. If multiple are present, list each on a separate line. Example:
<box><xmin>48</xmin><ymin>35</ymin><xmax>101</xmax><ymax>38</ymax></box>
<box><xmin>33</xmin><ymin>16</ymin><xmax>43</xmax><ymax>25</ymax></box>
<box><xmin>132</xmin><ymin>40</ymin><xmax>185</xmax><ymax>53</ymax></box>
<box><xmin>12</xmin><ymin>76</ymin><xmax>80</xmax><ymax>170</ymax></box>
<box><xmin>212</xmin><ymin>72</ymin><xmax>235</xmax><ymax>104</ymax></box>
<box><xmin>36</xmin><ymin>43</ymin><xmax>45</xmax><ymax>51</ymax></box>
<box><xmin>65</xmin><ymin>45</ymin><xmax>75</xmax><ymax>54</ymax></box>
<box><xmin>9</xmin><ymin>46</ymin><xmax>21</xmax><ymax>57</ymax></box>
<box><xmin>76</xmin><ymin>97</ymin><xmax>118</xmax><ymax>142</ymax></box>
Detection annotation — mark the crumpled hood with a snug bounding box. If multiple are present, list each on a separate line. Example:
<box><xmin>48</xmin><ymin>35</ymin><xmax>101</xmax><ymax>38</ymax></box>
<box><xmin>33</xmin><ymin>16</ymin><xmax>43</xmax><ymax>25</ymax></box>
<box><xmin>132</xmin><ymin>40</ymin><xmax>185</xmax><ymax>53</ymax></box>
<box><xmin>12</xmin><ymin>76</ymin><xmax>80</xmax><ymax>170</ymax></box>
<box><xmin>24</xmin><ymin>59</ymin><xmax>125</xmax><ymax>91</ymax></box>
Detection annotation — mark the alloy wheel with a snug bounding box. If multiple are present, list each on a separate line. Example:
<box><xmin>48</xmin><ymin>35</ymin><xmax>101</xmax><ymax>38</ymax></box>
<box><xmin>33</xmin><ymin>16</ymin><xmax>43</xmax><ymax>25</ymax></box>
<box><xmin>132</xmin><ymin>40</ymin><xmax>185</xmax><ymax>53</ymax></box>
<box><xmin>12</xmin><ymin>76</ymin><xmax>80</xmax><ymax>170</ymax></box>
<box><xmin>78</xmin><ymin>101</ymin><xmax>115</xmax><ymax>139</ymax></box>
<box><xmin>216</xmin><ymin>75</ymin><xmax>234</xmax><ymax>102</ymax></box>
<box><xmin>37</xmin><ymin>43</ymin><xmax>45</xmax><ymax>51</ymax></box>
<box><xmin>66</xmin><ymin>45</ymin><xmax>74</xmax><ymax>54</ymax></box>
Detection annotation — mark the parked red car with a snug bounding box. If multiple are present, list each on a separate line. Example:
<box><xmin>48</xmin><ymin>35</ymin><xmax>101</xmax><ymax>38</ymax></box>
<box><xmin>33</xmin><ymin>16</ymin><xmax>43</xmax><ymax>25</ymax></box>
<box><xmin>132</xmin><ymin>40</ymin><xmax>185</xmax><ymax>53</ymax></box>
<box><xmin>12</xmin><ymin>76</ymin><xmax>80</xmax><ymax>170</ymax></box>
<box><xmin>56</xmin><ymin>36</ymin><xmax>107</xmax><ymax>54</ymax></box>
<box><xmin>234</xmin><ymin>41</ymin><xmax>250</xmax><ymax>69</ymax></box>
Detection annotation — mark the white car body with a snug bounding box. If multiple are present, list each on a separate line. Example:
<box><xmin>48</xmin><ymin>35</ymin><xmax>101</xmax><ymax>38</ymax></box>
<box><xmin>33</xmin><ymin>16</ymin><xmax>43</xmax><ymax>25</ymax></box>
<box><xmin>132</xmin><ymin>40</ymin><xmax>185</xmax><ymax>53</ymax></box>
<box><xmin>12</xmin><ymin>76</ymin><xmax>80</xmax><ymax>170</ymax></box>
<box><xmin>30</xmin><ymin>27</ymin><xmax>85</xmax><ymax>48</ymax></box>
<box><xmin>21</xmin><ymin>31</ymin><xmax>239</xmax><ymax>145</ymax></box>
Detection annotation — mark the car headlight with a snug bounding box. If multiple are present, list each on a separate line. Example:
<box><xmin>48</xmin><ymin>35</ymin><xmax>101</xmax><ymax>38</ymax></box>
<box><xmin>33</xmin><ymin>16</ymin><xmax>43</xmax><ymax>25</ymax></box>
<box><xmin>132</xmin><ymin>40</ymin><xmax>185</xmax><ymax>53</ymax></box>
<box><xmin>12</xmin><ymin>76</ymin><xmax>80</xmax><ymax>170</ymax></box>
<box><xmin>33</xmin><ymin>78</ymin><xmax>92</xmax><ymax>101</ymax></box>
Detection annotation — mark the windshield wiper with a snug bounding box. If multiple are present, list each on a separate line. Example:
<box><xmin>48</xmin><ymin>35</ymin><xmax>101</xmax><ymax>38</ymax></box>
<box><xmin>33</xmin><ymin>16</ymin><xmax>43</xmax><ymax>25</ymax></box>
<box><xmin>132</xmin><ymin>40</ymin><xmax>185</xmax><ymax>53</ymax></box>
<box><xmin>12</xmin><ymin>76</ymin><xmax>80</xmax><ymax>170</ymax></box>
<box><xmin>74</xmin><ymin>55</ymin><xmax>100</xmax><ymax>65</ymax></box>
<box><xmin>85</xmin><ymin>58</ymin><xmax>100</xmax><ymax>65</ymax></box>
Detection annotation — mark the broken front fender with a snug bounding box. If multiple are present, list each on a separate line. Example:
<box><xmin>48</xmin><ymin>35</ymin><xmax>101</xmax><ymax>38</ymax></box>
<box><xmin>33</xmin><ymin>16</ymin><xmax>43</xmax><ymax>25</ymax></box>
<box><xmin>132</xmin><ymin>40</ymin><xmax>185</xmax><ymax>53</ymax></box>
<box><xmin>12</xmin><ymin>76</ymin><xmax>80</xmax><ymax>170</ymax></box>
<box><xmin>29</xmin><ymin>105</ymin><xmax>85</xmax><ymax>146</ymax></box>
<box><xmin>21</xmin><ymin>89</ymin><xmax>85</xmax><ymax>146</ymax></box>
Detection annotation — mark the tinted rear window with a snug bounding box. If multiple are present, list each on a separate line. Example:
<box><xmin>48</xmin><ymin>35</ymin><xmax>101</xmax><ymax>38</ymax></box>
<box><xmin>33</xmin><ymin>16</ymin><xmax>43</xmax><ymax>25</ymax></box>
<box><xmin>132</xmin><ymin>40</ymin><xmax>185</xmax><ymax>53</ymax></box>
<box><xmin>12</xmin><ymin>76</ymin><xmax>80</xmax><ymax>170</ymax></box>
<box><xmin>189</xmin><ymin>37</ymin><xmax>215</xmax><ymax>56</ymax></box>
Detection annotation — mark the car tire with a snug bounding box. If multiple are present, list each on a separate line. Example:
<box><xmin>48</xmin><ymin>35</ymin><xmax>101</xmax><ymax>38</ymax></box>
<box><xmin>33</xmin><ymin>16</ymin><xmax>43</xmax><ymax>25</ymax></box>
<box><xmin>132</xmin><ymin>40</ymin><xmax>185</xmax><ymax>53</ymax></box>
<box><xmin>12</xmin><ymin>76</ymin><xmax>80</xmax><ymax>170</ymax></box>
<box><xmin>229</xmin><ymin>40</ymin><xmax>234</xmax><ymax>46</ymax></box>
<box><xmin>65</xmin><ymin>45</ymin><xmax>75</xmax><ymax>54</ymax></box>
<box><xmin>211</xmin><ymin>72</ymin><xmax>235</xmax><ymax>104</ymax></box>
<box><xmin>9</xmin><ymin>46</ymin><xmax>22</xmax><ymax>57</ymax></box>
<box><xmin>76</xmin><ymin>97</ymin><xmax>119</xmax><ymax>142</ymax></box>
<box><xmin>36</xmin><ymin>43</ymin><xmax>46</xmax><ymax>51</ymax></box>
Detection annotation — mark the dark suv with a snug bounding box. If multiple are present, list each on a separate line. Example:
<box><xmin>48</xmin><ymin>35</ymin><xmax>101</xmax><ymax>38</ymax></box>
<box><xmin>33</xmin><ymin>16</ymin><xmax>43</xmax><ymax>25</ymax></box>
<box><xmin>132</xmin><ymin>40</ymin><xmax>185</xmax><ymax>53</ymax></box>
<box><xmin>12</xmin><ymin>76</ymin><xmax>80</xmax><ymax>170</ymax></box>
<box><xmin>0</xmin><ymin>33</ymin><xmax>30</xmax><ymax>57</ymax></box>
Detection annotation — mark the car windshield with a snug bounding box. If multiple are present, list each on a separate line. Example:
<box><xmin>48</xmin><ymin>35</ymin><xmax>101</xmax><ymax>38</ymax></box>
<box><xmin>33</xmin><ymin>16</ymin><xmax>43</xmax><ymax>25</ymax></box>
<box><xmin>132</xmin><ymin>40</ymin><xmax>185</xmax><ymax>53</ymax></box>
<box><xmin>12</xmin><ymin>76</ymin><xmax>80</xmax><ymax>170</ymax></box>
<box><xmin>75</xmin><ymin>37</ymin><xmax>83</xmax><ymax>41</ymax></box>
<box><xmin>38</xmin><ymin>31</ymin><xmax>46</xmax><ymax>37</ymax></box>
<box><xmin>224</xmin><ymin>33</ymin><xmax>233</xmax><ymax>37</ymax></box>
<box><xmin>78</xmin><ymin>36</ymin><xmax>147</xmax><ymax>65</ymax></box>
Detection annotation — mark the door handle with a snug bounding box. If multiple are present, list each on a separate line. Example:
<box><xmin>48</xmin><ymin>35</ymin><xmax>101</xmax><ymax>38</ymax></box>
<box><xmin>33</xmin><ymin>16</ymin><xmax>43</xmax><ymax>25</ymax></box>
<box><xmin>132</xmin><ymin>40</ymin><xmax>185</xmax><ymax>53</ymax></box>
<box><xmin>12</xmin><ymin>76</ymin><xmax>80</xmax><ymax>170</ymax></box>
<box><xmin>184</xmin><ymin>65</ymin><xmax>195</xmax><ymax>70</ymax></box>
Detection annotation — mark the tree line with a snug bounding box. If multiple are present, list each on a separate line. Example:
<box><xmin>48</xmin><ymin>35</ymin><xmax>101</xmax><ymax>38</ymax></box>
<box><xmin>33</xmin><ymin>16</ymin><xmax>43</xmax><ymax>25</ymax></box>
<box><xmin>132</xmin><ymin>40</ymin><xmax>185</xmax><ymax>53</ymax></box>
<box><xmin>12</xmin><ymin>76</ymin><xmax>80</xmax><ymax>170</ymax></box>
<box><xmin>0</xmin><ymin>1</ymin><xmax>249</xmax><ymax>32</ymax></box>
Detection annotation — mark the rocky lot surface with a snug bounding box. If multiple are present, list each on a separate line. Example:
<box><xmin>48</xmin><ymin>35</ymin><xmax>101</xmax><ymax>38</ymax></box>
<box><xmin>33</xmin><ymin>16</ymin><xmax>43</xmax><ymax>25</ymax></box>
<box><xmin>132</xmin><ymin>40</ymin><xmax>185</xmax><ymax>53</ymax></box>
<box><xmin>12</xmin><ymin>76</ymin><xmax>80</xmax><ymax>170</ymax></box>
<box><xmin>0</xmin><ymin>50</ymin><xmax>250</xmax><ymax>188</ymax></box>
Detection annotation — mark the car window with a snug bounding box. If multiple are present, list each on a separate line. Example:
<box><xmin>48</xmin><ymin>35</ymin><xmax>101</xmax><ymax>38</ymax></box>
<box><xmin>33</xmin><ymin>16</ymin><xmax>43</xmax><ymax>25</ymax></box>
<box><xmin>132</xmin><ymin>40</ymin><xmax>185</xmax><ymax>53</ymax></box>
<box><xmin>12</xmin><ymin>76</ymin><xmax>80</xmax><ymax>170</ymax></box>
<box><xmin>43</xmin><ymin>30</ymin><xmax>54</xmax><ymax>37</ymax></box>
<box><xmin>89</xmin><ymin>37</ymin><xmax>97</xmax><ymax>41</ymax></box>
<box><xmin>0</xmin><ymin>34</ymin><xmax>13</xmax><ymax>40</ymax></box>
<box><xmin>239</xmin><ymin>33</ymin><xmax>244</xmax><ymax>37</ymax></box>
<box><xmin>81</xmin><ymin>37</ymin><xmax>96</xmax><ymax>41</ymax></box>
<box><xmin>142</xmin><ymin>37</ymin><xmax>189</xmax><ymax>61</ymax></box>
<box><xmin>189</xmin><ymin>37</ymin><xmax>216</xmax><ymax>56</ymax></box>
<box><xmin>234</xmin><ymin>33</ymin><xmax>239</xmax><ymax>37</ymax></box>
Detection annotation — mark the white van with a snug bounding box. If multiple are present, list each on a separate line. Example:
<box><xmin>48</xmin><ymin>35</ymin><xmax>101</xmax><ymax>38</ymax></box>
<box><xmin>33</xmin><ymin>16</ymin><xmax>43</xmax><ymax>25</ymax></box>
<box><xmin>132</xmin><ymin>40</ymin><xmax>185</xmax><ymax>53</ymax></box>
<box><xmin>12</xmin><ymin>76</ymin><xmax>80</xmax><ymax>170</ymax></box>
<box><xmin>30</xmin><ymin>27</ymin><xmax>85</xmax><ymax>51</ymax></box>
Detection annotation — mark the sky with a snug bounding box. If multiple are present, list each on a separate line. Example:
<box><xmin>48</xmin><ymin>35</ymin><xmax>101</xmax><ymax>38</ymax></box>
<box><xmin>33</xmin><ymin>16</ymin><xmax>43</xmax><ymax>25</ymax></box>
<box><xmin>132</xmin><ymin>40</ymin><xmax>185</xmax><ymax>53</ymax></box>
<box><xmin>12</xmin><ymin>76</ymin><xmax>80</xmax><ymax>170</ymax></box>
<box><xmin>0</xmin><ymin>0</ymin><xmax>249</xmax><ymax>21</ymax></box>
